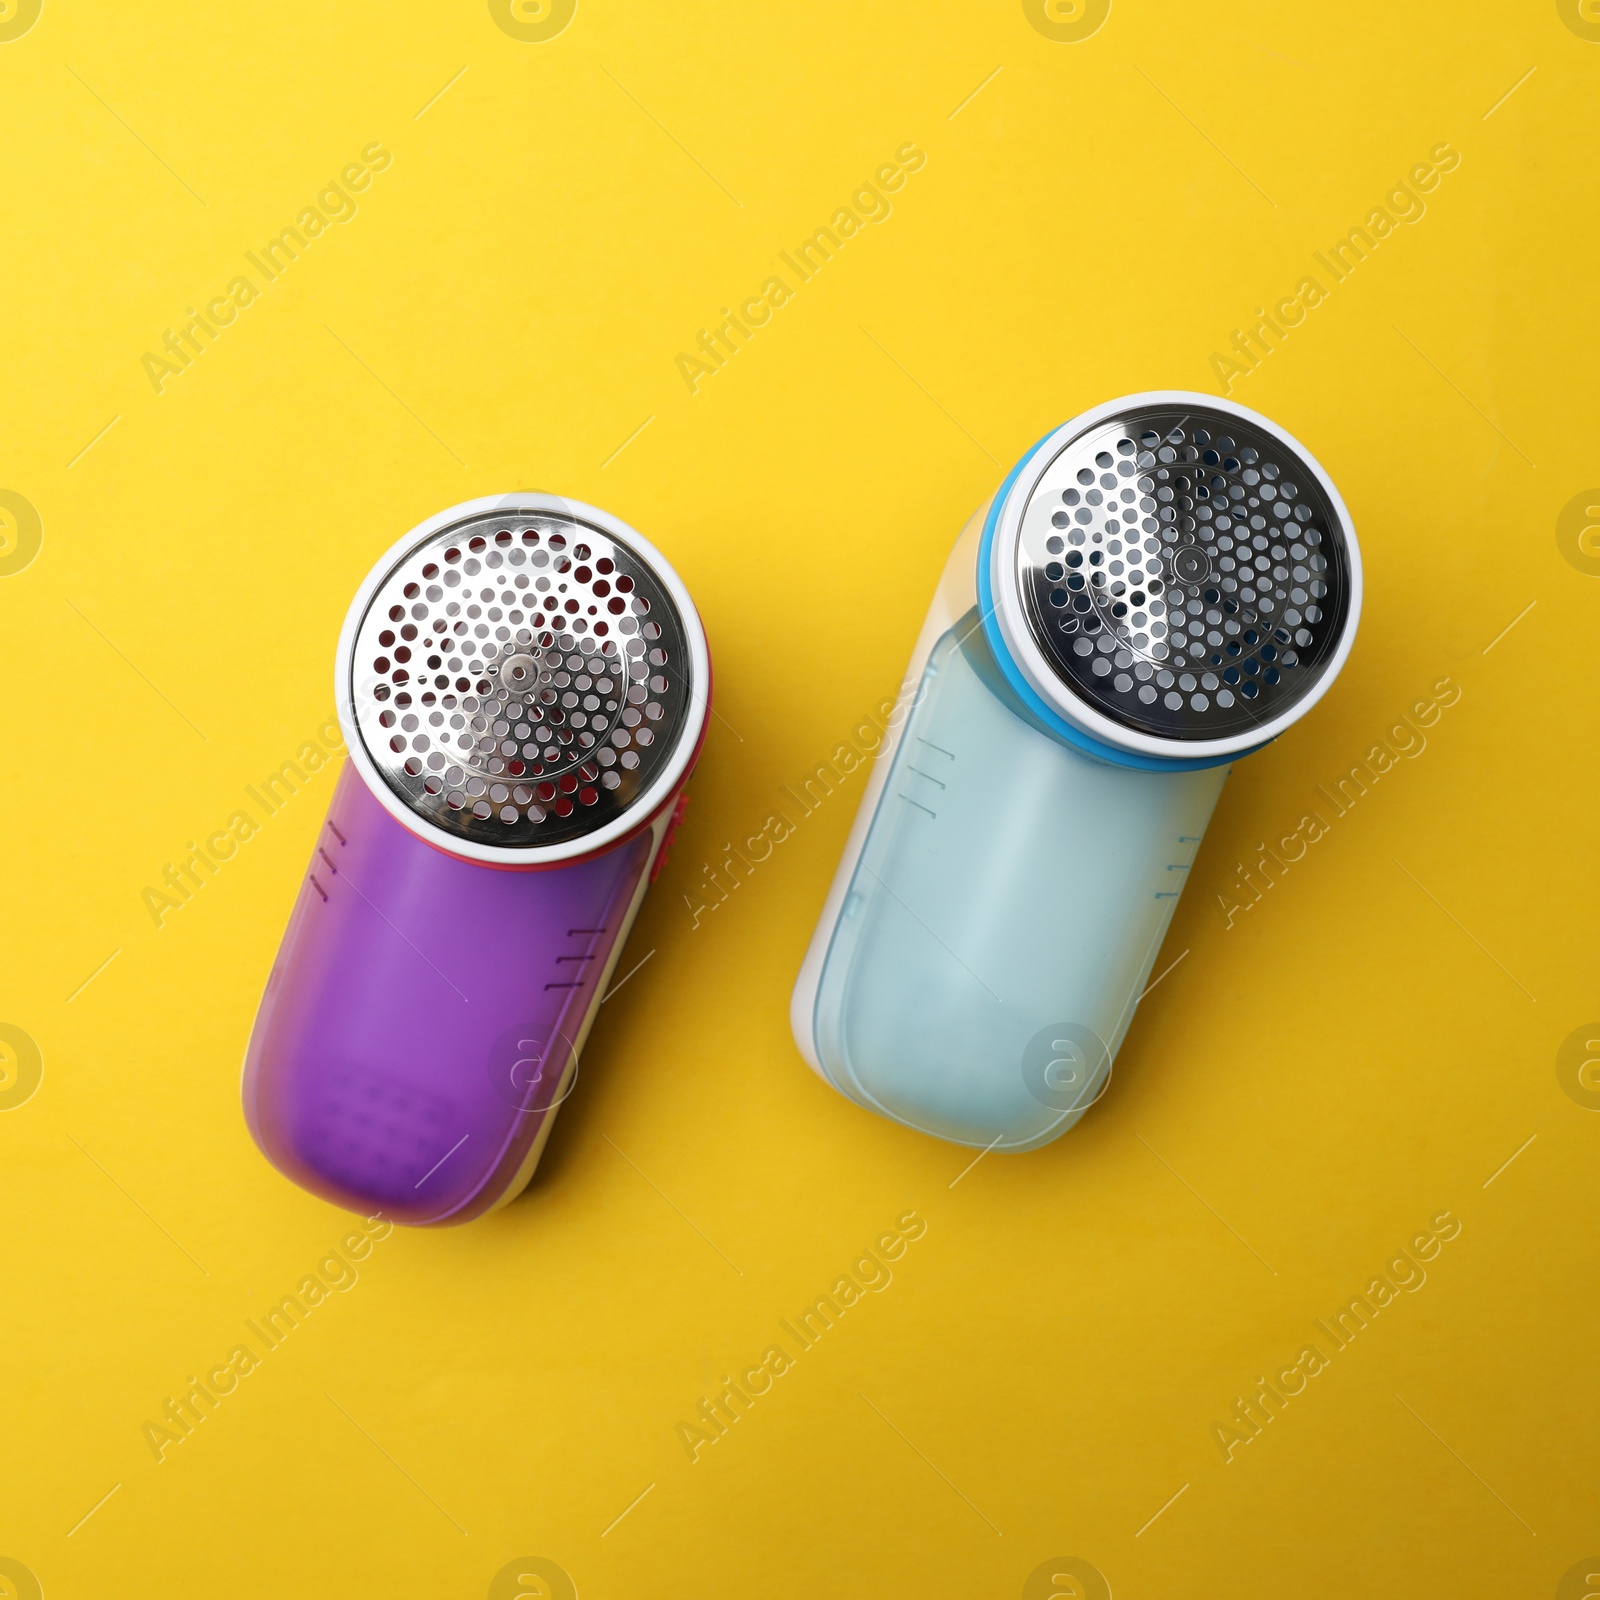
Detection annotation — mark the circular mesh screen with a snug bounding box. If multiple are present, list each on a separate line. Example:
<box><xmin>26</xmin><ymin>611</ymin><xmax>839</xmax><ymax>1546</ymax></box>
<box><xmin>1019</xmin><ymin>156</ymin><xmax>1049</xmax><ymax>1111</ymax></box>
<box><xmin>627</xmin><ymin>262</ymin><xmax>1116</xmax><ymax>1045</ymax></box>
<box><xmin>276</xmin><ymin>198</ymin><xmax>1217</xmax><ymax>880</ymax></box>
<box><xmin>349</xmin><ymin>508</ymin><xmax>694</xmax><ymax>850</ymax></box>
<box><xmin>1015</xmin><ymin>405</ymin><xmax>1353</xmax><ymax>742</ymax></box>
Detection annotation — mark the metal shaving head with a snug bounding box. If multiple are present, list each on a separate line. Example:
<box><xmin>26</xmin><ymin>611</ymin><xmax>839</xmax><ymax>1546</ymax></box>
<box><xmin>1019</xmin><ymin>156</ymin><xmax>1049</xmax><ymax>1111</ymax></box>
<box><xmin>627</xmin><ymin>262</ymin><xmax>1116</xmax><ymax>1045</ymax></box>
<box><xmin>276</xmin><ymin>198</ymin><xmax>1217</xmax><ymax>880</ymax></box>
<box><xmin>1015</xmin><ymin>404</ymin><xmax>1354</xmax><ymax>742</ymax></box>
<box><xmin>348</xmin><ymin>507</ymin><xmax>695</xmax><ymax>850</ymax></box>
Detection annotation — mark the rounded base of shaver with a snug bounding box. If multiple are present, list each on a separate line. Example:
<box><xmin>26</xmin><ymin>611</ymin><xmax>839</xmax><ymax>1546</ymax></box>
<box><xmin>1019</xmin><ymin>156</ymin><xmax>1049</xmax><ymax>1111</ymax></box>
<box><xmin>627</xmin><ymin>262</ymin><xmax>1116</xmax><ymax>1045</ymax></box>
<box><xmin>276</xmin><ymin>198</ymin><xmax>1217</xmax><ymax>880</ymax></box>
<box><xmin>242</xmin><ymin>763</ymin><xmax>663</xmax><ymax>1226</ymax></box>
<box><xmin>478</xmin><ymin>1055</ymin><xmax>579</xmax><ymax>1216</ymax></box>
<box><xmin>800</xmin><ymin>616</ymin><xmax>1227</xmax><ymax>1152</ymax></box>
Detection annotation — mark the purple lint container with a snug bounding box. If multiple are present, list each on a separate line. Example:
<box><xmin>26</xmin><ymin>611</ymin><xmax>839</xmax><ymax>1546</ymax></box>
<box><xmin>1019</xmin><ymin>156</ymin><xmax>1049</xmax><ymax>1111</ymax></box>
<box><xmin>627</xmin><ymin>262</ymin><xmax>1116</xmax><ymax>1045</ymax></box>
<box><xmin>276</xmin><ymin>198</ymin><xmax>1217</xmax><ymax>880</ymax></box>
<box><xmin>242</xmin><ymin>495</ymin><xmax>710</xmax><ymax>1225</ymax></box>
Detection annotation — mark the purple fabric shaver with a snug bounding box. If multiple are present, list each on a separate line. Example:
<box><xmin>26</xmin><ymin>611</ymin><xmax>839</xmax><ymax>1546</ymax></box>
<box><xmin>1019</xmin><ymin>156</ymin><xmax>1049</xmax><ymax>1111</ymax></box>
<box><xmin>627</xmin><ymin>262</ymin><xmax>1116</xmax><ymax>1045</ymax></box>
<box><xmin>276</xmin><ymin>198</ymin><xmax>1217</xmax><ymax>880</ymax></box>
<box><xmin>242</xmin><ymin>495</ymin><xmax>710</xmax><ymax>1225</ymax></box>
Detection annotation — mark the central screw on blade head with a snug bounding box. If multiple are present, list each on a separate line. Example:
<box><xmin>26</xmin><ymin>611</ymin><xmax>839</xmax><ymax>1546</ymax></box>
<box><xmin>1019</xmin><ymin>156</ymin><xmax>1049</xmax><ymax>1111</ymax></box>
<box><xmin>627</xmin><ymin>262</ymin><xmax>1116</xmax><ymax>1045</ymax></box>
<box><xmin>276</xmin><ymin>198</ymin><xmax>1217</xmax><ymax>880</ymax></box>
<box><xmin>500</xmin><ymin>652</ymin><xmax>539</xmax><ymax>690</ymax></box>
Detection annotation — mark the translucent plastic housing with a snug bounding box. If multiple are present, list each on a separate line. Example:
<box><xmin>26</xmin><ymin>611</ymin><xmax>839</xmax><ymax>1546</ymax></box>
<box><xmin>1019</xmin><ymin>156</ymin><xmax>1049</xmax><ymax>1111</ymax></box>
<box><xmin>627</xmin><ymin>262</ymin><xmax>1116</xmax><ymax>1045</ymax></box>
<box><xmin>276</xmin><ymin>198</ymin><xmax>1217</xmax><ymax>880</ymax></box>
<box><xmin>809</xmin><ymin>616</ymin><xmax>1226</xmax><ymax>1150</ymax></box>
<box><xmin>242</xmin><ymin>764</ymin><xmax>656</xmax><ymax>1224</ymax></box>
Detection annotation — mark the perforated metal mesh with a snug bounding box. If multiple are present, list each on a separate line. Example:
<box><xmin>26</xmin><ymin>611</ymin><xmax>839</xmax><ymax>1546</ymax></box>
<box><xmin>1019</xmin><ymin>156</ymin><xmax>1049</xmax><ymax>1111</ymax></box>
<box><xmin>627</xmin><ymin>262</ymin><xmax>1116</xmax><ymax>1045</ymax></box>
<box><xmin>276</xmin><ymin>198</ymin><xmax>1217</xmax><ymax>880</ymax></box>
<box><xmin>1015</xmin><ymin>405</ymin><xmax>1353</xmax><ymax>741</ymax></box>
<box><xmin>349</xmin><ymin>508</ymin><xmax>693</xmax><ymax>849</ymax></box>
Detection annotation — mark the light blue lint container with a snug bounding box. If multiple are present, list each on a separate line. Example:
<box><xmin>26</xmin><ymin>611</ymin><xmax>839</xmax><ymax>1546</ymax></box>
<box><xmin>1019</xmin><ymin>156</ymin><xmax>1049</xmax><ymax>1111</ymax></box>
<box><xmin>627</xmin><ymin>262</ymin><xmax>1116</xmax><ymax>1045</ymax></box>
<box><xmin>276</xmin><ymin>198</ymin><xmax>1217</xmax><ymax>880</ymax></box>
<box><xmin>791</xmin><ymin>393</ymin><xmax>1362</xmax><ymax>1151</ymax></box>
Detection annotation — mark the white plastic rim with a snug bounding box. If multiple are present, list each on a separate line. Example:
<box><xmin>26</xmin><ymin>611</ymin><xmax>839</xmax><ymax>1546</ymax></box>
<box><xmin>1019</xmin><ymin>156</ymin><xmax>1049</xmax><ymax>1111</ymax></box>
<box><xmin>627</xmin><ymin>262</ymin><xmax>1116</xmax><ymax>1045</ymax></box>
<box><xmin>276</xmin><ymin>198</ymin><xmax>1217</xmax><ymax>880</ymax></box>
<box><xmin>335</xmin><ymin>493</ymin><xmax>711</xmax><ymax>867</ymax></box>
<box><xmin>987</xmin><ymin>391</ymin><xmax>1363</xmax><ymax>763</ymax></box>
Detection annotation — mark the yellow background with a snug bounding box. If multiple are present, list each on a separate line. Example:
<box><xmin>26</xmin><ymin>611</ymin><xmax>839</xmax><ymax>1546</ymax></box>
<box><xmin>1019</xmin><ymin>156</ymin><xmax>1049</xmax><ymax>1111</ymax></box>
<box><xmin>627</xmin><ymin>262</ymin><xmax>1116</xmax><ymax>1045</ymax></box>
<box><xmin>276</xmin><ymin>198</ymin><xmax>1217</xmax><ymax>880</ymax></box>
<box><xmin>1</xmin><ymin>1</ymin><xmax>1597</xmax><ymax>1595</ymax></box>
